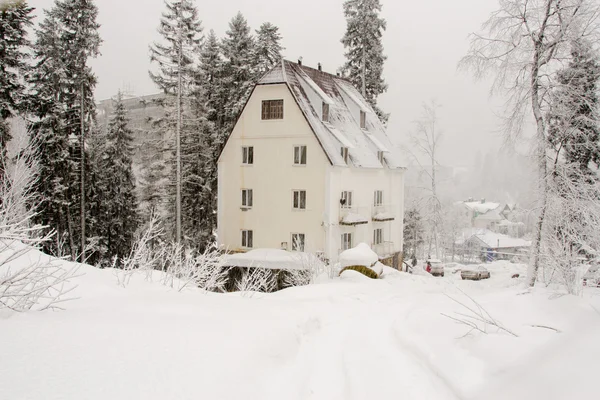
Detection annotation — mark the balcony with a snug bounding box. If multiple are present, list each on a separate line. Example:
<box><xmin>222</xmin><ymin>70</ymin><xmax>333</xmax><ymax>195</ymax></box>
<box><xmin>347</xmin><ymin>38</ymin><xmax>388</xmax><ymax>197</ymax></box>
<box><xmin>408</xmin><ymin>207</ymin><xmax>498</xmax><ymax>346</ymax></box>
<box><xmin>373</xmin><ymin>241</ymin><xmax>395</xmax><ymax>258</ymax></box>
<box><xmin>339</xmin><ymin>205</ymin><xmax>370</xmax><ymax>226</ymax></box>
<box><xmin>372</xmin><ymin>205</ymin><xmax>396</xmax><ymax>222</ymax></box>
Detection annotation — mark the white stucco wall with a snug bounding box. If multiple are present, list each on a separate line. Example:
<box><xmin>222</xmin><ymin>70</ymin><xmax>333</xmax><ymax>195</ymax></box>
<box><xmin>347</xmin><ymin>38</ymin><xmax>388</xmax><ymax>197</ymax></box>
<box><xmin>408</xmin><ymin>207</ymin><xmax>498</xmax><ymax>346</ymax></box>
<box><xmin>217</xmin><ymin>83</ymin><xmax>330</xmax><ymax>253</ymax></box>
<box><xmin>324</xmin><ymin>166</ymin><xmax>405</xmax><ymax>263</ymax></box>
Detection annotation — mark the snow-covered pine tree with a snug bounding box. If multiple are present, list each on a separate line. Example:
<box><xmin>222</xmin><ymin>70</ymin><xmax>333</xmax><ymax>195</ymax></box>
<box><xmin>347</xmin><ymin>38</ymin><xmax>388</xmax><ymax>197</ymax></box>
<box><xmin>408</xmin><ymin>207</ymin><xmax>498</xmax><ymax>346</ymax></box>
<box><xmin>255</xmin><ymin>22</ymin><xmax>284</xmax><ymax>75</ymax></box>
<box><xmin>548</xmin><ymin>39</ymin><xmax>600</xmax><ymax>178</ymax></box>
<box><xmin>28</xmin><ymin>0</ymin><xmax>101</xmax><ymax>259</ymax></box>
<box><xmin>149</xmin><ymin>0</ymin><xmax>203</xmax><ymax>243</ymax></box>
<box><xmin>403</xmin><ymin>206</ymin><xmax>424</xmax><ymax>258</ymax></box>
<box><xmin>0</xmin><ymin>1</ymin><xmax>34</xmax><ymax>170</ymax></box>
<box><xmin>221</xmin><ymin>12</ymin><xmax>258</xmax><ymax>134</ymax></box>
<box><xmin>95</xmin><ymin>94</ymin><xmax>139</xmax><ymax>266</ymax></box>
<box><xmin>341</xmin><ymin>0</ymin><xmax>388</xmax><ymax>122</ymax></box>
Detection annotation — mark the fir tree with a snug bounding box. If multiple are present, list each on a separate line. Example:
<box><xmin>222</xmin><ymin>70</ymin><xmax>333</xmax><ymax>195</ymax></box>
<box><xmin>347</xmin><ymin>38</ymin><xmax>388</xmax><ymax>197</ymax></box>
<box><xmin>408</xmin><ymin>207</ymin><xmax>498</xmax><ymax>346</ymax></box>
<box><xmin>221</xmin><ymin>12</ymin><xmax>258</xmax><ymax>132</ymax></box>
<box><xmin>149</xmin><ymin>0</ymin><xmax>203</xmax><ymax>243</ymax></box>
<box><xmin>0</xmin><ymin>1</ymin><xmax>34</xmax><ymax>165</ymax></box>
<box><xmin>341</xmin><ymin>0</ymin><xmax>388</xmax><ymax>122</ymax></box>
<box><xmin>96</xmin><ymin>94</ymin><xmax>139</xmax><ymax>265</ymax></box>
<box><xmin>29</xmin><ymin>0</ymin><xmax>101</xmax><ymax>258</ymax></box>
<box><xmin>403</xmin><ymin>206</ymin><xmax>424</xmax><ymax>257</ymax></box>
<box><xmin>255</xmin><ymin>22</ymin><xmax>284</xmax><ymax>75</ymax></box>
<box><xmin>548</xmin><ymin>39</ymin><xmax>600</xmax><ymax>177</ymax></box>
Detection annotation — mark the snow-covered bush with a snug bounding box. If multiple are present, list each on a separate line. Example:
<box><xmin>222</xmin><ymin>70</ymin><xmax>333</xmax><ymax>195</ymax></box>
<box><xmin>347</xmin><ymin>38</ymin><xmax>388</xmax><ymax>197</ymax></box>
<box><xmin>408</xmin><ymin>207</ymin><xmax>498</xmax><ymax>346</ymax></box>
<box><xmin>339</xmin><ymin>265</ymin><xmax>379</xmax><ymax>279</ymax></box>
<box><xmin>339</xmin><ymin>243</ymin><xmax>378</xmax><ymax>269</ymax></box>
<box><xmin>1</xmin><ymin>124</ymin><xmax>78</xmax><ymax>312</ymax></box>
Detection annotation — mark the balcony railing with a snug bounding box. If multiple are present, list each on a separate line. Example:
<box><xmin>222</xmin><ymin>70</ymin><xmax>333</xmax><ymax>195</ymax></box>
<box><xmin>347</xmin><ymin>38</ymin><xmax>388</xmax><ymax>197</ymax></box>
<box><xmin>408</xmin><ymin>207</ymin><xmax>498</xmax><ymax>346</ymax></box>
<box><xmin>372</xmin><ymin>205</ymin><xmax>396</xmax><ymax>222</ymax></box>
<box><xmin>372</xmin><ymin>241</ymin><xmax>395</xmax><ymax>258</ymax></box>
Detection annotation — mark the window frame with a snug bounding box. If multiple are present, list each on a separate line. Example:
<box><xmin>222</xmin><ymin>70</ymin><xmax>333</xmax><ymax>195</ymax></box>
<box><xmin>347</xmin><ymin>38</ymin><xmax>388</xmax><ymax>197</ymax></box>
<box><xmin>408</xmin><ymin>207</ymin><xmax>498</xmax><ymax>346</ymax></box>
<box><xmin>291</xmin><ymin>233</ymin><xmax>306</xmax><ymax>252</ymax></box>
<box><xmin>241</xmin><ymin>230</ymin><xmax>254</xmax><ymax>248</ymax></box>
<box><xmin>341</xmin><ymin>147</ymin><xmax>349</xmax><ymax>164</ymax></box>
<box><xmin>261</xmin><ymin>99</ymin><xmax>284</xmax><ymax>120</ymax></box>
<box><xmin>341</xmin><ymin>232</ymin><xmax>353</xmax><ymax>251</ymax></box>
<box><xmin>374</xmin><ymin>190</ymin><xmax>383</xmax><ymax>207</ymax></box>
<box><xmin>242</xmin><ymin>146</ymin><xmax>254</xmax><ymax>165</ymax></box>
<box><xmin>322</xmin><ymin>102</ymin><xmax>330</xmax><ymax>122</ymax></box>
<box><xmin>341</xmin><ymin>191</ymin><xmax>353</xmax><ymax>208</ymax></box>
<box><xmin>241</xmin><ymin>189</ymin><xmax>253</xmax><ymax>208</ymax></box>
<box><xmin>294</xmin><ymin>145</ymin><xmax>307</xmax><ymax>166</ymax></box>
<box><xmin>373</xmin><ymin>228</ymin><xmax>383</xmax><ymax>245</ymax></box>
<box><xmin>292</xmin><ymin>190</ymin><xmax>307</xmax><ymax>210</ymax></box>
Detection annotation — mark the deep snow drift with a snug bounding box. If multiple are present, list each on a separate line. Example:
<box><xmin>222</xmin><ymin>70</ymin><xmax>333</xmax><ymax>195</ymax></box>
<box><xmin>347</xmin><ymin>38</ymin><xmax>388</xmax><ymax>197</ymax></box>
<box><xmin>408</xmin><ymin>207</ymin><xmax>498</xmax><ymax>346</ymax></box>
<box><xmin>1</xmin><ymin>248</ymin><xmax>600</xmax><ymax>400</ymax></box>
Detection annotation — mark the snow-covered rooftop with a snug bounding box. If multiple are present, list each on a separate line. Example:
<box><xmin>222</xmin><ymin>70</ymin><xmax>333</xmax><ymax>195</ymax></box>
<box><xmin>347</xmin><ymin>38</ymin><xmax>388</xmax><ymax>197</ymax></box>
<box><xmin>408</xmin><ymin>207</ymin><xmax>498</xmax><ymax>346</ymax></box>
<box><xmin>462</xmin><ymin>201</ymin><xmax>501</xmax><ymax>214</ymax></box>
<box><xmin>467</xmin><ymin>229</ymin><xmax>531</xmax><ymax>249</ymax></box>
<box><xmin>257</xmin><ymin>60</ymin><xmax>404</xmax><ymax>169</ymax></box>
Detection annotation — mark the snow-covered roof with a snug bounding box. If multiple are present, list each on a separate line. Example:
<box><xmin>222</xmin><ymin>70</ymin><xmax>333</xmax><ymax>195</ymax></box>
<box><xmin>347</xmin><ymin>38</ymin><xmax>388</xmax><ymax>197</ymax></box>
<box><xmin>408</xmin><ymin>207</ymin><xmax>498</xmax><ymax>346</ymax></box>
<box><xmin>257</xmin><ymin>60</ymin><xmax>404</xmax><ymax>169</ymax></box>
<box><xmin>340</xmin><ymin>212</ymin><xmax>369</xmax><ymax>225</ymax></box>
<box><xmin>462</xmin><ymin>201</ymin><xmax>501</xmax><ymax>214</ymax></box>
<box><xmin>222</xmin><ymin>249</ymin><xmax>322</xmax><ymax>271</ymax></box>
<box><xmin>467</xmin><ymin>230</ymin><xmax>531</xmax><ymax>249</ymax></box>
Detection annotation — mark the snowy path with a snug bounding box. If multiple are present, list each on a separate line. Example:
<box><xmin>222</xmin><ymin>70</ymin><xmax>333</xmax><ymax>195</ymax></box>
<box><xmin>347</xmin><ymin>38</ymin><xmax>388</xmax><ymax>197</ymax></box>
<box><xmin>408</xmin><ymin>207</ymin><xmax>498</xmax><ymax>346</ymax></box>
<box><xmin>2</xmin><ymin>260</ymin><xmax>600</xmax><ymax>399</ymax></box>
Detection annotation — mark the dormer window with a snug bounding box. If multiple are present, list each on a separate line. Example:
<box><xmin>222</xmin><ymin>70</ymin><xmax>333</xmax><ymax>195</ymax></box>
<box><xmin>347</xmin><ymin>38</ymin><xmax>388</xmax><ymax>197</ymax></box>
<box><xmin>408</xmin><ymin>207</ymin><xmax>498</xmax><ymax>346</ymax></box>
<box><xmin>322</xmin><ymin>103</ymin><xmax>330</xmax><ymax>122</ymax></box>
<box><xmin>360</xmin><ymin>111</ymin><xmax>366</xmax><ymax>129</ymax></box>
<box><xmin>341</xmin><ymin>147</ymin><xmax>349</xmax><ymax>164</ymax></box>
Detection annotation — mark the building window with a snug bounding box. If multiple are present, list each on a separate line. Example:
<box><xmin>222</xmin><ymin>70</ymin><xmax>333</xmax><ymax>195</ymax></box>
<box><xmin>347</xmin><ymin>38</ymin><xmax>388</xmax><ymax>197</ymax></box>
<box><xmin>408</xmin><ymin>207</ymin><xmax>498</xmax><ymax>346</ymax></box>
<box><xmin>261</xmin><ymin>99</ymin><xmax>284</xmax><ymax>120</ymax></box>
<box><xmin>292</xmin><ymin>233</ymin><xmax>305</xmax><ymax>252</ymax></box>
<box><xmin>373</xmin><ymin>228</ymin><xmax>383</xmax><ymax>245</ymax></box>
<box><xmin>340</xmin><ymin>191</ymin><xmax>353</xmax><ymax>208</ymax></box>
<box><xmin>322</xmin><ymin>102</ymin><xmax>330</xmax><ymax>122</ymax></box>
<box><xmin>293</xmin><ymin>190</ymin><xmax>307</xmax><ymax>210</ymax></box>
<box><xmin>341</xmin><ymin>147</ymin><xmax>349</xmax><ymax>164</ymax></box>
<box><xmin>241</xmin><ymin>189</ymin><xmax>253</xmax><ymax>208</ymax></box>
<box><xmin>341</xmin><ymin>233</ymin><xmax>353</xmax><ymax>251</ymax></box>
<box><xmin>242</xmin><ymin>146</ymin><xmax>254</xmax><ymax>165</ymax></box>
<box><xmin>294</xmin><ymin>145</ymin><xmax>307</xmax><ymax>165</ymax></box>
<box><xmin>374</xmin><ymin>190</ymin><xmax>383</xmax><ymax>207</ymax></box>
<box><xmin>360</xmin><ymin>111</ymin><xmax>366</xmax><ymax>129</ymax></box>
<box><xmin>377</xmin><ymin>151</ymin><xmax>384</xmax><ymax>164</ymax></box>
<box><xmin>241</xmin><ymin>230</ymin><xmax>253</xmax><ymax>248</ymax></box>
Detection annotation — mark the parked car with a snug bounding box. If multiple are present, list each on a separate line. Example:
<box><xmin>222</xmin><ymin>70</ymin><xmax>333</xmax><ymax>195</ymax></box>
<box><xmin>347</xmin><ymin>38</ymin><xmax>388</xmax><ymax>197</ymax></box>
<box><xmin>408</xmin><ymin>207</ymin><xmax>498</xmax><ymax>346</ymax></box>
<box><xmin>461</xmin><ymin>265</ymin><xmax>491</xmax><ymax>281</ymax></box>
<box><xmin>428</xmin><ymin>259</ymin><xmax>445</xmax><ymax>277</ymax></box>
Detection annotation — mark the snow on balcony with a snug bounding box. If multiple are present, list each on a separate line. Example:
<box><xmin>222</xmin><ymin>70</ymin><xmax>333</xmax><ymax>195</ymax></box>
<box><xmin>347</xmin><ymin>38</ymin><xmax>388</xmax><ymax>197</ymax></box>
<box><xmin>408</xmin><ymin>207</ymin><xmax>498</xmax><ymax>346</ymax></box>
<box><xmin>372</xmin><ymin>205</ymin><xmax>396</xmax><ymax>222</ymax></box>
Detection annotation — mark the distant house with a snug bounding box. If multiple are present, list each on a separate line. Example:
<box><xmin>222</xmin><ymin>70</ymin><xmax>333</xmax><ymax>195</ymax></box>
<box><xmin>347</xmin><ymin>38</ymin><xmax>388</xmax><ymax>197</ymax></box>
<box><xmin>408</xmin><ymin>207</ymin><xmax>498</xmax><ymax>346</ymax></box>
<box><xmin>462</xmin><ymin>229</ymin><xmax>531</xmax><ymax>261</ymax></box>
<box><xmin>217</xmin><ymin>59</ymin><xmax>405</xmax><ymax>266</ymax></box>
<box><xmin>456</xmin><ymin>199</ymin><xmax>523</xmax><ymax>236</ymax></box>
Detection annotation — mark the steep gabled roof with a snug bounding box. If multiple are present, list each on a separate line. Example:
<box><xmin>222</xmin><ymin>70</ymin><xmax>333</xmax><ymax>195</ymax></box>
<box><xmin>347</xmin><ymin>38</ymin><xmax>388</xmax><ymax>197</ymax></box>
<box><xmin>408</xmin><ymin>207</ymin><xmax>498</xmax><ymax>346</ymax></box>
<box><xmin>257</xmin><ymin>60</ymin><xmax>404</xmax><ymax>169</ymax></box>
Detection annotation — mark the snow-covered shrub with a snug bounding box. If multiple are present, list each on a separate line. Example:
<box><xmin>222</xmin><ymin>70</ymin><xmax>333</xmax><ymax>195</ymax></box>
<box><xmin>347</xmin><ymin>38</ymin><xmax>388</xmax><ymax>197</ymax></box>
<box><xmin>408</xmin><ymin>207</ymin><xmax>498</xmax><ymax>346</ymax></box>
<box><xmin>339</xmin><ymin>243</ymin><xmax>379</xmax><ymax>269</ymax></box>
<box><xmin>339</xmin><ymin>265</ymin><xmax>379</xmax><ymax>279</ymax></box>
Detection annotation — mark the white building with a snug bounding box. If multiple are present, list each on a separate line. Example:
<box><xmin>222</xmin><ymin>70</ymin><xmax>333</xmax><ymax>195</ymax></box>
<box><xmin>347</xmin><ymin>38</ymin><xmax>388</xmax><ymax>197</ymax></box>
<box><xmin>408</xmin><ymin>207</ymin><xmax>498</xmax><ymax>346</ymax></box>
<box><xmin>217</xmin><ymin>60</ymin><xmax>405</xmax><ymax>266</ymax></box>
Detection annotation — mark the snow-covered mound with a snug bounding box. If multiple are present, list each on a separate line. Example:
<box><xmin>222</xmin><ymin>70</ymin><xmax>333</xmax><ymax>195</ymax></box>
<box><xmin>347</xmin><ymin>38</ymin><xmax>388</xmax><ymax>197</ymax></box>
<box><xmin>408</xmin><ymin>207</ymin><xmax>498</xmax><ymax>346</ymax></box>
<box><xmin>339</xmin><ymin>242</ymin><xmax>378</xmax><ymax>268</ymax></box>
<box><xmin>2</xmin><ymin>248</ymin><xmax>600</xmax><ymax>400</ymax></box>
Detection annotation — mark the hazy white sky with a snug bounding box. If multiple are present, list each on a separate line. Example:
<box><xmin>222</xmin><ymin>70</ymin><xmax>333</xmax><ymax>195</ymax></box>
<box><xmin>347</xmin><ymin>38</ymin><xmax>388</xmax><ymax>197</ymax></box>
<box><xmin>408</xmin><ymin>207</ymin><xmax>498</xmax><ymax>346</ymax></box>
<box><xmin>27</xmin><ymin>0</ymin><xmax>507</xmax><ymax>167</ymax></box>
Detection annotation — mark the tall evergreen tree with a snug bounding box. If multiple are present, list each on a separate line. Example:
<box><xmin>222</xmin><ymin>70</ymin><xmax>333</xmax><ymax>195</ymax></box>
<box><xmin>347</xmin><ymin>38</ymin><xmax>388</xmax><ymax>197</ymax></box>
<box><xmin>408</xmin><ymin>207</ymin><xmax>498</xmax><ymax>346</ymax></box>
<box><xmin>96</xmin><ymin>94</ymin><xmax>138</xmax><ymax>265</ymax></box>
<box><xmin>403</xmin><ymin>206</ymin><xmax>424</xmax><ymax>257</ymax></box>
<box><xmin>255</xmin><ymin>22</ymin><xmax>283</xmax><ymax>75</ymax></box>
<box><xmin>548</xmin><ymin>39</ymin><xmax>600</xmax><ymax>177</ymax></box>
<box><xmin>341</xmin><ymin>0</ymin><xmax>388</xmax><ymax>121</ymax></box>
<box><xmin>221</xmin><ymin>12</ymin><xmax>258</xmax><ymax>132</ymax></box>
<box><xmin>0</xmin><ymin>0</ymin><xmax>34</xmax><ymax>166</ymax></box>
<box><xmin>149</xmin><ymin>0</ymin><xmax>203</xmax><ymax>243</ymax></box>
<box><xmin>29</xmin><ymin>0</ymin><xmax>101</xmax><ymax>258</ymax></box>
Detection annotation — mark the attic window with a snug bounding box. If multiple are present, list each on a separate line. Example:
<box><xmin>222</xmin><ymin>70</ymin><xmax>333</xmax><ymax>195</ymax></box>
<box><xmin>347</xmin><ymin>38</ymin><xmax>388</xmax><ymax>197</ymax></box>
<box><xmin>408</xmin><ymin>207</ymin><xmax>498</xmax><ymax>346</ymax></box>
<box><xmin>360</xmin><ymin>111</ymin><xmax>366</xmax><ymax>129</ymax></box>
<box><xmin>262</xmin><ymin>99</ymin><xmax>284</xmax><ymax>120</ymax></box>
<box><xmin>341</xmin><ymin>147</ymin><xmax>349</xmax><ymax>164</ymax></box>
<box><xmin>322</xmin><ymin>103</ymin><xmax>330</xmax><ymax>122</ymax></box>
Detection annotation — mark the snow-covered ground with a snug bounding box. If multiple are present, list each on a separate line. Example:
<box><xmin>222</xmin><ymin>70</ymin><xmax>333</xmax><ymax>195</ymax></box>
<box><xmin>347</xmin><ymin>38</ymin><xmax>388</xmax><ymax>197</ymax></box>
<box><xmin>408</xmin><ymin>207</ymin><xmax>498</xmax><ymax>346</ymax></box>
<box><xmin>2</xmin><ymin>249</ymin><xmax>600</xmax><ymax>400</ymax></box>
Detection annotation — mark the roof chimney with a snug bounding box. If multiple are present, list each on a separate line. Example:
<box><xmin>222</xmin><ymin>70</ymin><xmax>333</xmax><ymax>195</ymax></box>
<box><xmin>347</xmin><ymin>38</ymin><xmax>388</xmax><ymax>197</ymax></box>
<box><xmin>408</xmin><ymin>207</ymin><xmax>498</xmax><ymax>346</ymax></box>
<box><xmin>336</xmin><ymin>72</ymin><xmax>340</xmax><ymax>77</ymax></box>
<box><xmin>318</xmin><ymin>62</ymin><xmax>322</xmax><ymax>71</ymax></box>
<box><xmin>298</xmin><ymin>57</ymin><xmax>303</xmax><ymax>66</ymax></box>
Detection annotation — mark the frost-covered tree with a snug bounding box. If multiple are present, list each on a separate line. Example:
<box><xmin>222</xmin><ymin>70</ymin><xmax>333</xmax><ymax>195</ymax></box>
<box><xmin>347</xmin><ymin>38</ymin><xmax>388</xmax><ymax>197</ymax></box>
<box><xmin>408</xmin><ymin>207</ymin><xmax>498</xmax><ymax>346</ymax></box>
<box><xmin>0</xmin><ymin>1</ymin><xmax>34</xmax><ymax>171</ymax></box>
<box><xmin>255</xmin><ymin>22</ymin><xmax>283</xmax><ymax>75</ymax></box>
<box><xmin>221</xmin><ymin>12</ymin><xmax>258</xmax><ymax>132</ymax></box>
<box><xmin>341</xmin><ymin>0</ymin><xmax>388</xmax><ymax>121</ymax></box>
<box><xmin>461</xmin><ymin>0</ymin><xmax>600</xmax><ymax>287</ymax></box>
<box><xmin>95</xmin><ymin>94</ymin><xmax>139</xmax><ymax>266</ymax></box>
<box><xmin>149</xmin><ymin>0</ymin><xmax>203</xmax><ymax>243</ymax></box>
<box><xmin>29</xmin><ymin>0</ymin><xmax>101</xmax><ymax>259</ymax></box>
<box><xmin>547</xmin><ymin>39</ymin><xmax>600</xmax><ymax>178</ymax></box>
<box><xmin>403</xmin><ymin>205</ymin><xmax>424</xmax><ymax>257</ymax></box>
